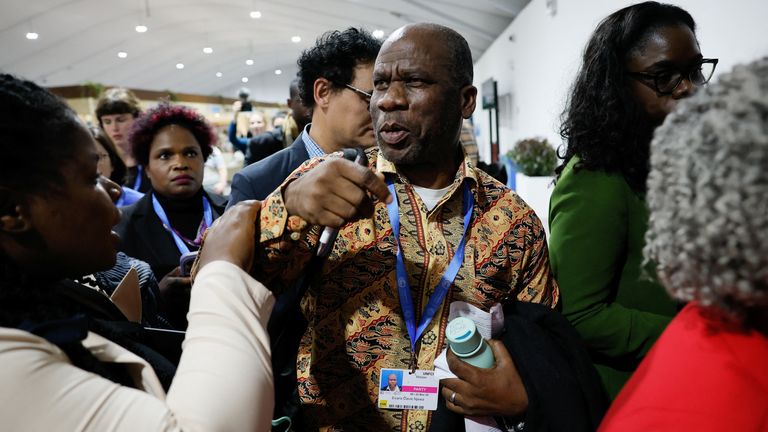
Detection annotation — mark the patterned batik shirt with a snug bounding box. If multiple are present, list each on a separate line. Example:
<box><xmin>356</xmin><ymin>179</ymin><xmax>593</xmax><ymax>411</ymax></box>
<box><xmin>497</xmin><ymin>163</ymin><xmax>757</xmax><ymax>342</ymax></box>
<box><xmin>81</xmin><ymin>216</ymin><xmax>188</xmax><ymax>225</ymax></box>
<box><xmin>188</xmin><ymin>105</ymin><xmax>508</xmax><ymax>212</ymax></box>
<box><xmin>256</xmin><ymin>147</ymin><xmax>559</xmax><ymax>431</ymax></box>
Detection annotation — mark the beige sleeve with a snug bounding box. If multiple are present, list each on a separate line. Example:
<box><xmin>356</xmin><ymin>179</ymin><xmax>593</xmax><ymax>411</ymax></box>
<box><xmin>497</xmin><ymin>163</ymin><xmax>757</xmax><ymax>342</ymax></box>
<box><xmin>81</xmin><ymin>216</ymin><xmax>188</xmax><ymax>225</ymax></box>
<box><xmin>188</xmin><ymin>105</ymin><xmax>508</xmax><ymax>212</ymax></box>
<box><xmin>166</xmin><ymin>260</ymin><xmax>275</xmax><ymax>430</ymax></box>
<box><xmin>0</xmin><ymin>260</ymin><xmax>275</xmax><ymax>432</ymax></box>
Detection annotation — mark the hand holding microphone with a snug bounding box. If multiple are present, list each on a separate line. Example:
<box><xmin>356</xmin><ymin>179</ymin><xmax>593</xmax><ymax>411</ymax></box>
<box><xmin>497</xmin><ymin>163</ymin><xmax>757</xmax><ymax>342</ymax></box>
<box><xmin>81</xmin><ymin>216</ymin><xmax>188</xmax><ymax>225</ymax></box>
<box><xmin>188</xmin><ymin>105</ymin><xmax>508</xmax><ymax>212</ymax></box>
<box><xmin>316</xmin><ymin>148</ymin><xmax>369</xmax><ymax>256</ymax></box>
<box><xmin>282</xmin><ymin>148</ymin><xmax>392</xmax><ymax>255</ymax></box>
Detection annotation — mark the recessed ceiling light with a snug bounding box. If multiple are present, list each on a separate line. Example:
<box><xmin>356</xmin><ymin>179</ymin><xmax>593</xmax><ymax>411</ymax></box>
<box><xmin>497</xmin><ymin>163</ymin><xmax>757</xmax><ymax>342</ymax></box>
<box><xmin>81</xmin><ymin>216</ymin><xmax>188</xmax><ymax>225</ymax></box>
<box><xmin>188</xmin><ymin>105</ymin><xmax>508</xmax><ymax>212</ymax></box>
<box><xmin>274</xmin><ymin>69</ymin><xmax>282</xmax><ymax>75</ymax></box>
<box><xmin>245</xmin><ymin>59</ymin><xmax>254</xmax><ymax>66</ymax></box>
<box><xmin>241</xmin><ymin>77</ymin><xmax>249</xmax><ymax>83</ymax></box>
<box><xmin>25</xmin><ymin>32</ymin><xmax>39</xmax><ymax>40</ymax></box>
<box><xmin>215</xmin><ymin>72</ymin><xmax>223</xmax><ymax>78</ymax></box>
<box><xmin>135</xmin><ymin>25</ymin><xmax>148</xmax><ymax>33</ymax></box>
<box><xmin>372</xmin><ymin>29</ymin><xmax>385</xmax><ymax>39</ymax></box>
<box><xmin>203</xmin><ymin>47</ymin><xmax>213</xmax><ymax>54</ymax></box>
<box><xmin>291</xmin><ymin>36</ymin><xmax>301</xmax><ymax>43</ymax></box>
<box><xmin>249</xmin><ymin>10</ymin><xmax>261</xmax><ymax>19</ymax></box>
<box><xmin>176</xmin><ymin>63</ymin><xmax>185</xmax><ymax>69</ymax></box>
<box><xmin>117</xmin><ymin>51</ymin><xmax>128</xmax><ymax>58</ymax></box>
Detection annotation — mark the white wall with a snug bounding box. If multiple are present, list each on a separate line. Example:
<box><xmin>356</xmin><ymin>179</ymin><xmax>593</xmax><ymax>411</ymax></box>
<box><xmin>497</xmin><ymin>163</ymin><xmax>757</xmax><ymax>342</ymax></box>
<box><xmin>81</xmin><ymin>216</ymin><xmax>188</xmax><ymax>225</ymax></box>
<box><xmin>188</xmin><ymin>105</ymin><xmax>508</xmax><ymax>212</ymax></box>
<box><xmin>472</xmin><ymin>0</ymin><xmax>768</xmax><ymax>162</ymax></box>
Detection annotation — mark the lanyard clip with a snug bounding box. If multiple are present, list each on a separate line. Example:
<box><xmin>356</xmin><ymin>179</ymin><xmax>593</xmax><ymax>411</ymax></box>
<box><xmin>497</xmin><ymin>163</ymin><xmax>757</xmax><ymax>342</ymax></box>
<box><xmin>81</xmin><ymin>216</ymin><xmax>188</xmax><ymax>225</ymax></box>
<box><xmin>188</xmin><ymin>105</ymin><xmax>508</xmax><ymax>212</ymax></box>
<box><xmin>409</xmin><ymin>351</ymin><xmax>417</xmax><ymax>374</ymax></box>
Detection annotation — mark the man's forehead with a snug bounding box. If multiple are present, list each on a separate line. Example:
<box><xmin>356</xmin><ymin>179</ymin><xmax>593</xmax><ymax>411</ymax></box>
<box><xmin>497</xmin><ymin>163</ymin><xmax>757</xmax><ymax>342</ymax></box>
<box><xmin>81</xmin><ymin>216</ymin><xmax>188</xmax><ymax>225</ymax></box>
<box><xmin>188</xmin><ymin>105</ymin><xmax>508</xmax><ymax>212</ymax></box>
<box><xmin>375</xmin><ymin>43</ymin><xmax>449</xmax><ymax>71</ymax></box>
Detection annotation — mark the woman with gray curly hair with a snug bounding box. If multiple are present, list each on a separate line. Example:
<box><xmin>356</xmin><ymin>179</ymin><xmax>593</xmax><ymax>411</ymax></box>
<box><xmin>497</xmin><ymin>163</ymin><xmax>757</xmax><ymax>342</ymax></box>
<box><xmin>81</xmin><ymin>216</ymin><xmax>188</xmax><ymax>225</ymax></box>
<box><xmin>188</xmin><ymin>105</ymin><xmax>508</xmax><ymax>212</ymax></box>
<box><xmin>600</xmin><ymin>57</ymin><xmax>768</xmax><ymax>431</ymax></box>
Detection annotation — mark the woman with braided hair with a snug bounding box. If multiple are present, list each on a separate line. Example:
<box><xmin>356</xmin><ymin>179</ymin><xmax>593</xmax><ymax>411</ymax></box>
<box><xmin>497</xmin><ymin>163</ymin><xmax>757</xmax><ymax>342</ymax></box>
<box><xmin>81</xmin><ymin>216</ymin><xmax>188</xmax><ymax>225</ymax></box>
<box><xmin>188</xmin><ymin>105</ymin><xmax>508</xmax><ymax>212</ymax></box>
<box><xmin>0</xmin><ymin>74</ymin><xmax>274</xmax><ymax>431</ymax></box>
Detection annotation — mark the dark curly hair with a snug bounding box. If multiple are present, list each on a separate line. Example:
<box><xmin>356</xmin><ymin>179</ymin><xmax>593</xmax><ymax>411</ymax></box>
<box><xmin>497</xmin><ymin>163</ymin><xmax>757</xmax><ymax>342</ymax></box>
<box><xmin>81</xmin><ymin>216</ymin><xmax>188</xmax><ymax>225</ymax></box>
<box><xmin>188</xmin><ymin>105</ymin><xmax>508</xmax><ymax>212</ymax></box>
<box><xmin>297</xmin><ymin>27</ymin><xmax>382</xmax><ymax>108</ymax></box>
<box><xmin>95</xmin><ymin>87</ymin><xmax>142</xmax><ymax>126</ymax></box>
<box><xmin>129</xmin><ymin>102</ymin><xmax>215</xmax><ymax>166</ymax></box>
<box><xmin>557</xmin><ymin>2</ymin><xmax>696</xmax><ymax>193</ymax></box>
<box><xmin>89</xmin><ymin>126</ymin><xmax>127</xmax><ymax>185</ymax></box>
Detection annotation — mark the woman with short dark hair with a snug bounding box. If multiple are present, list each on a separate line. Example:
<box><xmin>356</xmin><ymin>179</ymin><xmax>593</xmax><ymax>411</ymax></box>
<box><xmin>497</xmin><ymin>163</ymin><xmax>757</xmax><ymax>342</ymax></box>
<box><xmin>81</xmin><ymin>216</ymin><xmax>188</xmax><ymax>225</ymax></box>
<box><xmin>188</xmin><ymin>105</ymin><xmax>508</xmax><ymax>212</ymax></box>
<box><xmin>115</xmin><ymin>103</ymin><xmax>226</xmax><ymax>328</ymax></box>
<box><xmin>548</xmin><ymin>1</ymin><xmax>717</xmax><ymax>397</ymax></box>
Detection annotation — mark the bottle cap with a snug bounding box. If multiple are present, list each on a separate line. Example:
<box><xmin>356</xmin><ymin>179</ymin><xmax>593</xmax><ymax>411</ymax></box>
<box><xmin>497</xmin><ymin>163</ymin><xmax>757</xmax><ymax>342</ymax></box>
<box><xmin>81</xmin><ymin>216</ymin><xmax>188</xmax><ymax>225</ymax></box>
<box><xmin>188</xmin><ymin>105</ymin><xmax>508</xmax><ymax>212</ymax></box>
<box><xmin>445</xmin><ymin>317</ymin><xmax>483</xmax><ymax>357</ymax></box>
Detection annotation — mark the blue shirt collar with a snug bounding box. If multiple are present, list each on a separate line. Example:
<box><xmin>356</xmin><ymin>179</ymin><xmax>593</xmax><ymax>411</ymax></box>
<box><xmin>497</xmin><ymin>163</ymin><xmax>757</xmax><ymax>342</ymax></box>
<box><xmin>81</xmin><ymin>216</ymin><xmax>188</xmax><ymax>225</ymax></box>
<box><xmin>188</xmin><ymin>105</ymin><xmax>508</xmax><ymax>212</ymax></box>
<box><xmin>302</xmin><ymin>123</ymin><xmax>326</xmax><ymax>159</ymax></box>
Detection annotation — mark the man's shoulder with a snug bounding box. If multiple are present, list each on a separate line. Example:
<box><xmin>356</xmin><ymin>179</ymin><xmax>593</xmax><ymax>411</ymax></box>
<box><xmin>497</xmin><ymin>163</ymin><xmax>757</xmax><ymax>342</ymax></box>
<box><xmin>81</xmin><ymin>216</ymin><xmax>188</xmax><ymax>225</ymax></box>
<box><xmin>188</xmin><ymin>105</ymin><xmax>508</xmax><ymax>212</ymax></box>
<box><xmin>239</xmin><ymin>138</ymin><xmax>309</xmax><ymax>179</ymax></box>
<box><xmin>474</xmin><ymin>168</ymin><xmax>530</xmax><ymax>210</ymax></box>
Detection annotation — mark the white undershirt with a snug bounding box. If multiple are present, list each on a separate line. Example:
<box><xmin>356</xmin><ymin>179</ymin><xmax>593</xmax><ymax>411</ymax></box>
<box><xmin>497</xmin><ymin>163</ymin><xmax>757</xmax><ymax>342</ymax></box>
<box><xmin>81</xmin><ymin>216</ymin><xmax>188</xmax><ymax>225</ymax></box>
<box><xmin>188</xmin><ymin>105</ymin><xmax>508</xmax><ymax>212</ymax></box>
<box><xmin>412</xmin><ymin>184</ymin><xmax>453</xmax><ymax>211</ymax></box>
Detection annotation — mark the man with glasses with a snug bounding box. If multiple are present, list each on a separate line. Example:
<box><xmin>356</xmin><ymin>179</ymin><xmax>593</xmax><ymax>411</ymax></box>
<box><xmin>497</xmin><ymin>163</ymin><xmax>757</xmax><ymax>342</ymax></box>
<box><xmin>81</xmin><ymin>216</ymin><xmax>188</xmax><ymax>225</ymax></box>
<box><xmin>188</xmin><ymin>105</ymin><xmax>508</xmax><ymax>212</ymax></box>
<box><xmin>228</xmin><ymin>27</ymin><xmax>381</xmax><ymax>205</ymax></box>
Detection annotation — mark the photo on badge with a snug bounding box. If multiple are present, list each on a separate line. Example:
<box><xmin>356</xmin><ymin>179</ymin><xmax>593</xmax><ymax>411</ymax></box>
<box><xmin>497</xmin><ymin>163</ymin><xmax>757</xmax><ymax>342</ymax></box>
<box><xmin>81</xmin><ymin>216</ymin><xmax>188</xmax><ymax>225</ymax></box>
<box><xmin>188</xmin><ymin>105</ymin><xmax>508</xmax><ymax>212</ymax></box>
<box><xmin>377</xmin><ymin>368</ymin><xmax>439</xmax><ymax>411</ymax></box>
<box><xmin>380</xmin><ymin>369</ymin><xmax>403</xmax><ymax>392</ymax></box>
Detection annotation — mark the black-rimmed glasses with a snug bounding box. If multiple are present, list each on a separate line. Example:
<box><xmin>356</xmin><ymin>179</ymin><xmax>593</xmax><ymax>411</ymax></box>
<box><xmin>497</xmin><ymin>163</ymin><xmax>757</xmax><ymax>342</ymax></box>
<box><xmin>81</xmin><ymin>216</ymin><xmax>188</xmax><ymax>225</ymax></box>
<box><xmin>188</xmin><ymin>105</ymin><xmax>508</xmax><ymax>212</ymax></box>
<box><xmin>344</xmin><ymin>83</ymin><xmax>373</xmax><ymax>105</ymax></box>
<box><xmin>627</xmin><ymin>58</ymin><xmax>718</xmax><ymax>95</ymax></box>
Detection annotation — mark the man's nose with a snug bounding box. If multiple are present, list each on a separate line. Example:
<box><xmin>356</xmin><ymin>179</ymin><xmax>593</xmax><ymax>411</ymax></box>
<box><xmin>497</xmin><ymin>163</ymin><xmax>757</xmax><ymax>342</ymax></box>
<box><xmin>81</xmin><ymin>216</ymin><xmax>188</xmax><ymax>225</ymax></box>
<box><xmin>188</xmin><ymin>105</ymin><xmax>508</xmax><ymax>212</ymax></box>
<box><xmin>375</xmin><ymin>83</ymin><xmax>407</xmax><ymax>111</ymax></box>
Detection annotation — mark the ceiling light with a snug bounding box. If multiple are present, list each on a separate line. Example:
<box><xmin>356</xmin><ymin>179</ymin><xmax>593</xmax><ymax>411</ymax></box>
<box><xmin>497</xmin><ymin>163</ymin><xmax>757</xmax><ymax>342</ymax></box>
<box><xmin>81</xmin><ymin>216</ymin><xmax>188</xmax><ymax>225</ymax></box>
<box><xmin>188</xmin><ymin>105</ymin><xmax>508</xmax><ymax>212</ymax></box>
<box><xmin>241</xmin><ymin>77</ymin><xmax>249</xmax><ymax>83</ymax></box>
<box><xmin>117</xmin><ymin>51</ymin><xmax>128</xmax><ymax>58</ymax></box>
<box><xmin>274</xmin><ymin>69</ymin><xmax>282</xmax><ymax>75</ymax></box>
<box><xmin>291</xmin><ymin>36</ymin><xmax>301</xmax><ymax>43</ymax></box>
<box><xmin>25</xmin><ymin>32</ymin><xmax>39</xmax><ymax>40</ymax></box>
<box><xmin>249</xmin><ymin>10</ymin><xmax>261</xmax><ymax>19</ymax></box>
<box><xmin>372</xmin><ymin>29</ymin><xmax>385</xmax><ymax>39</ymax></box>
<box><xmin>245</xmin><ymin>59</ymin><xmax>254</xmax><ymax>66</ymax></box>
<box><xmin>135</xmin><ymin>25</ymin><xmax>148</xmax><ymax>33</ymax></box>
<box><xmin>203</xmin><ymin>47</ymin><xmax>213</xmax><ymax>54</ymax></box>
<box><xmin>176</xmin><ymin>63</ymin><xmax>185</xmax><ymax>69</ymax></box>
<box><xmin>215</xmin><ymin>72</ymin><xmax>223</xmax><ymax>78</ymax></box>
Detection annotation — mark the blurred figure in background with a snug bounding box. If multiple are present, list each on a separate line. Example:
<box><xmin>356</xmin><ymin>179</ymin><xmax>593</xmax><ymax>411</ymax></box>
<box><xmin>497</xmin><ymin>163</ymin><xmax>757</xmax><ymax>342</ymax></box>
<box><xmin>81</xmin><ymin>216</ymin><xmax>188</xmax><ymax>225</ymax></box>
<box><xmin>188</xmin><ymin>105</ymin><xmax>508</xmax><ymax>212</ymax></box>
<box><xmin>600</xmin><ymin>57</ymin><xmax>768</xmax><ymax>431</ymax></box>
<box><xmin>228</xmin><ymin>103</ymin><xmax>283</xmax><ymax>165</ymax></box>
<box><xmin>202</xmin><ymin>141</ymin><xmax>228</xmax><ymax>196</ymax></box>
<box><xmin>89</xmin><ymin>126</ymin><xmax>143</xmax><ymax>207</ymax></box>
<box><xmin>283</xmin><ymin>77</ymin><xmax>312</xmax><ymax>145</ymax></box>
<box><xmin>96</xmin><ymin>87</ymin><xmax>151</xmax><ymax>193</ymax></box>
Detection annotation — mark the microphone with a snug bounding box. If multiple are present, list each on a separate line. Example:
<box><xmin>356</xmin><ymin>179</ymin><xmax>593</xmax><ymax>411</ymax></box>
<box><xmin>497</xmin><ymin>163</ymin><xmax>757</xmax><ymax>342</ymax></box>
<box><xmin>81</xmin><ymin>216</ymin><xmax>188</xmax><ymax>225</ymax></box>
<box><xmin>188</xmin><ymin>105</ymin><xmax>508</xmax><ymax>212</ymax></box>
<box><xmin>316</xmin><ymin>148</ymin><xmax>369</xmax><ymax>257</ymax></box>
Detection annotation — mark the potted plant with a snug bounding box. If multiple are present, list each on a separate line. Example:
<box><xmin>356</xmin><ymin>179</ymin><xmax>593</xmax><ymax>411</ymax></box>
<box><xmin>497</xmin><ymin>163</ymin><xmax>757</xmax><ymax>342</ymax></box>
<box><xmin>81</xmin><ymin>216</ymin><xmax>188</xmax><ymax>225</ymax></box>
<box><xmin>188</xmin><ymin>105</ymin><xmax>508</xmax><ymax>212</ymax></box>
<box><xmin>506</xmin><ymin>138</ymin><xmax>558</xmax><ymax>236</ymax></box>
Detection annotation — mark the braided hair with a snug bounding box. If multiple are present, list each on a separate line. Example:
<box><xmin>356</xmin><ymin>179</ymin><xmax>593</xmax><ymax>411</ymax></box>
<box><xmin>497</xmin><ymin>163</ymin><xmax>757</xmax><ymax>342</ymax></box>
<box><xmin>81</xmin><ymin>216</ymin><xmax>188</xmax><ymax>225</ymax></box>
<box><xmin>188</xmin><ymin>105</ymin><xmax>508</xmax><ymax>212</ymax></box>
<box><xmin>0</xmin><ymin>74</ymin><xmax>136</xmax><ymax>388</ymax></box>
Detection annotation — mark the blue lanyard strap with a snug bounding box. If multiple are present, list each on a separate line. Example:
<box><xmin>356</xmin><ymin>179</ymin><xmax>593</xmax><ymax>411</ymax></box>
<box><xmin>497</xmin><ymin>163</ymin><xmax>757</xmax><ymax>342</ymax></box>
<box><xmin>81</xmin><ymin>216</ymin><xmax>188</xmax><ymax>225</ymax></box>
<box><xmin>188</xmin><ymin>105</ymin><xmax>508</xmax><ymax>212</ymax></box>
<box><xmin>385</xmin><ymin>177</ymin><xmax>474</xmax><ymax>369</ymax></box>
<box><xmin>151</xmin><ymin>194</ymin><xmax>213</xmax><ymax>255</ymax></box>
<box><xmin>132</xmin><ymin>165</ymin><xmax>143</xmax><ymax>191</ymax></box>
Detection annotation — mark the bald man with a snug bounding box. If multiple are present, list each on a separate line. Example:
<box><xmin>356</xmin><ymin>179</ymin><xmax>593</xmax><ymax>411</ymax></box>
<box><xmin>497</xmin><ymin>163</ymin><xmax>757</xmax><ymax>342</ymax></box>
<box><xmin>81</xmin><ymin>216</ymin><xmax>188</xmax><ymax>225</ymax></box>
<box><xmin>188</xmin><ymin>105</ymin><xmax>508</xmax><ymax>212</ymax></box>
<box><xmin>253</xmin><ymin>23</ymin><xmax>558</xmax><ymax>430</ymax></box>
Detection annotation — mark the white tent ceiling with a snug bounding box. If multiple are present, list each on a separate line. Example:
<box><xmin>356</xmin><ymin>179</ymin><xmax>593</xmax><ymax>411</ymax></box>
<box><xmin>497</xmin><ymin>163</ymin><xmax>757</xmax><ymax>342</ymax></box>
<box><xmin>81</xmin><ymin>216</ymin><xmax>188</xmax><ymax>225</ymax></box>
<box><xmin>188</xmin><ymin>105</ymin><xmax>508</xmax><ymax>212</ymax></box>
<box><xmin>0</xmin><ymin>0</ymin><xmax>528</xmax><ymax>102</ymax></box>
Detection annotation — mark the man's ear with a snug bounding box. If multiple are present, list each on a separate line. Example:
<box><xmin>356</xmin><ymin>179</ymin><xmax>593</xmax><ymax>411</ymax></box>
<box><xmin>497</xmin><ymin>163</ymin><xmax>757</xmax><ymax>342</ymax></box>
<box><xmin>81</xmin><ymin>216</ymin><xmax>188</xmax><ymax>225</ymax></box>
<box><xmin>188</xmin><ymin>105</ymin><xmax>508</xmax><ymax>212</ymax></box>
<box><xmin>0</xmin><ymin>189</ymin><xmax>32</xmax><ymax>234</ymax></box>
<box><xmin>460</xmin><ymin>85</ymin><xmax>478</xmax><ymax>119</ymax></box>
<box><xmin>313</xmin><ymin>78</ymin><xmax>333</xmax><ymax>110</ymax></box>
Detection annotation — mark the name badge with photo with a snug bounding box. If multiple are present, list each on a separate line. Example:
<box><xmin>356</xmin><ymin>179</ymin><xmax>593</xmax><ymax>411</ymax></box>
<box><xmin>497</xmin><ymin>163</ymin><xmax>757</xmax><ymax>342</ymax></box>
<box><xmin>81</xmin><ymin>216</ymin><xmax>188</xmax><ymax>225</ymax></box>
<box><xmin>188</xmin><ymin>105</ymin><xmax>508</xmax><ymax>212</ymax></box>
<box><xmin>377</xmin><ymin>368</ymin><xmax>439</xmax><ymax>411</ymax></box>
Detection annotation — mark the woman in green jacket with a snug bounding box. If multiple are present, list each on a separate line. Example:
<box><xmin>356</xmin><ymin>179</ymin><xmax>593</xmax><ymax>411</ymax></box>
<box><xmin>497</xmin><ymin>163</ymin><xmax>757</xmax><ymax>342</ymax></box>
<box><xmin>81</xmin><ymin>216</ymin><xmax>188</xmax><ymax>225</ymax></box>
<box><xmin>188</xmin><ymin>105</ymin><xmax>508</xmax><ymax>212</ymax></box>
<box><xmin>549</xmin><ymin>2</ymin><xmax>718</xmax><ymax>398</ymax></box>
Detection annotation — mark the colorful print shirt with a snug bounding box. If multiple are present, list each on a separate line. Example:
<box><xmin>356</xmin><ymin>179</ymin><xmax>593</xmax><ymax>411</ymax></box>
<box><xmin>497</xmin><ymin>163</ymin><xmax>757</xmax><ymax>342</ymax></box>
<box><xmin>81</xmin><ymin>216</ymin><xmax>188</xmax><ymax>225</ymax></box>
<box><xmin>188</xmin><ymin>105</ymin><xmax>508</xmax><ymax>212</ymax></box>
<box><xmin>256</xmin><ymin>147</ymin><xmax>559</xmax><ymax>431</ymax></box>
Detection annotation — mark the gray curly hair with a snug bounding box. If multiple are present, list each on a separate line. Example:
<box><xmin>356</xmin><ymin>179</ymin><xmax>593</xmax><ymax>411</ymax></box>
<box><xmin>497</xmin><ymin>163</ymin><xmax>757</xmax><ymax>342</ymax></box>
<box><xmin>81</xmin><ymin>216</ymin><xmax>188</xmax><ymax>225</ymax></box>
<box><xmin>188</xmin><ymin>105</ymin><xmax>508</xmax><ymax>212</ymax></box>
<box><xmin>645</xmin><ymin>57</ymin><xmax>768</xmax><ymax>316</ymax></box>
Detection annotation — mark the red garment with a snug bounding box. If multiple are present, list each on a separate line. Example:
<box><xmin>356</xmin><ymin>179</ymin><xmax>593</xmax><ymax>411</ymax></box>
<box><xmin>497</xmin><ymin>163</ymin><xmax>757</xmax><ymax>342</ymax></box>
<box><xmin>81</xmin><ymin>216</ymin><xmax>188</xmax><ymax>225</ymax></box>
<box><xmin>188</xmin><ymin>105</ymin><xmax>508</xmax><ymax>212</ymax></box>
<box><xmin>599</xmin><ymin>302</ymin><xmax>768</xmax><ymax>431</ymax></box>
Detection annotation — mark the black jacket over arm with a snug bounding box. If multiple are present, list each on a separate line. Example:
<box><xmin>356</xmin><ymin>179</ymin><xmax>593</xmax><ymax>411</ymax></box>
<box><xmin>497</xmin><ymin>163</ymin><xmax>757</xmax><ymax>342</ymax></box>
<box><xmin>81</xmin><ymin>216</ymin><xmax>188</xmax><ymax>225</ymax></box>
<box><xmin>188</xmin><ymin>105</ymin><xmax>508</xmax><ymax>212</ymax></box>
<box><xmin>429</xmin><ymin>301</ymin><xmax>609</xmax><ymax>432</ymax></box>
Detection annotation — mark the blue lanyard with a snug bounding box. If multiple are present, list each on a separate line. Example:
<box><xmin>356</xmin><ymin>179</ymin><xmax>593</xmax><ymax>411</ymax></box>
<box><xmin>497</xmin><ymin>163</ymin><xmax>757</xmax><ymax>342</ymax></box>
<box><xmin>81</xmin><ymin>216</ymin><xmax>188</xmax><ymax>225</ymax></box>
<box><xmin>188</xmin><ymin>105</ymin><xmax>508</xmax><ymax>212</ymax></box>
<box><xmin>151</xmin><ymin>194</ymin><xmax>213</xmax><ymax>255</ymax></box>
<box><xmin>132</xmin><ymin>165</ymin><xmax>143</xmax><ymax>191</ymax></box>
<box><xmin>385</xmin><ymin>178</ymin><xmax>474</xmax><ymax>371</ymax></box>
